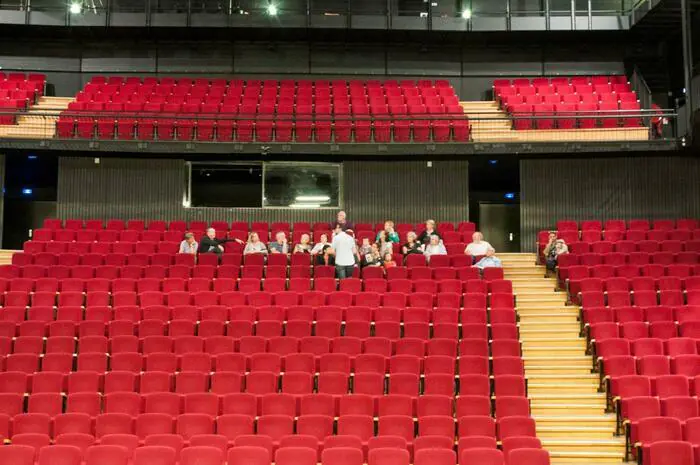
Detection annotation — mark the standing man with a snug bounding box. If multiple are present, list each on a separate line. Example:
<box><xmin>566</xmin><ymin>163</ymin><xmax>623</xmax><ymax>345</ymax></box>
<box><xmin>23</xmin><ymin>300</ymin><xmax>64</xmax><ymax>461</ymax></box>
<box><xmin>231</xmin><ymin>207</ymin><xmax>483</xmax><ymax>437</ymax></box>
<box><xmin>330</xmin><ymin>210</ymin><xmax>354</xmax><ymax>232</ymax></box>
<box><xmin>331</xmin><ymin>227</ymin><xmax>357</xmax><ymax>279</ymax></box>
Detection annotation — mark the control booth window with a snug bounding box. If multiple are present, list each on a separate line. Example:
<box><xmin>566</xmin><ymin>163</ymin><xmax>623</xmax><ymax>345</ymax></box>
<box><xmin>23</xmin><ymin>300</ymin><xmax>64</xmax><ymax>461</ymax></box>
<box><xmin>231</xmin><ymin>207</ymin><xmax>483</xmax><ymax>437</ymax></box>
<box><xmin>263</xmin><ymin>162</ymin><xmax>342</xmax><ymax>209</ymax></box>
<box><xmin>188</xmin><ymin>162</ymin><xmax>263</xmax><ymax>208</ymax></box>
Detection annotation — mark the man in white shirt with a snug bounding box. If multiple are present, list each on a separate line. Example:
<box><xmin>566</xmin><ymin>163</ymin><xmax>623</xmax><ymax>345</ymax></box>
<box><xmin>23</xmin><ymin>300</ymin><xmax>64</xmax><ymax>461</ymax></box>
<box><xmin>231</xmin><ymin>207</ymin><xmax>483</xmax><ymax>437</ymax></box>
<box><xmin>331</xmin><ymin>228</ymin><xmax>357</xmax><ymax>279</ymax></box>
<box><xmin>464</xmin><ymin>231</ymin><xmax>493</xmax><ymax>262</ymax></box>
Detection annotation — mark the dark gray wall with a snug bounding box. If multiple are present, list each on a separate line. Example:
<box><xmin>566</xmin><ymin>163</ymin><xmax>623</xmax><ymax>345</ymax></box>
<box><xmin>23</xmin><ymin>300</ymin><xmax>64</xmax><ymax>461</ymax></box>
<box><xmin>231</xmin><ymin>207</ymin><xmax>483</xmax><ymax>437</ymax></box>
<box><xmin>520</xmin><ymin>156</ymin><xmax>700</xmax><ymax>251</ymax></box>
<box><xmin>57</xmin><ymin>157</ymin><xmax>469</xmax><ymax>224</ymax></box>
<box><xmin>0</xmin><ymin>40</ymin><xmax>626</xmax><ymax>100</ymax></box>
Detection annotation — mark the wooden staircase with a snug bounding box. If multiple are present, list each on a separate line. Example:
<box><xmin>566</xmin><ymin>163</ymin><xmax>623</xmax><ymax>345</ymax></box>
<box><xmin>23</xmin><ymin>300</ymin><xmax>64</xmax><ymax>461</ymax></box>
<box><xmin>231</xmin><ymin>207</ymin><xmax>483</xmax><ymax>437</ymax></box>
<box><xmin>500</xmin><ymin>253</ymin><xmax>629</xmax><ymax>464</ymax></box>
<box><xmin>0</xmin><ymin>96</ymin><xmax>71</xmax><ymax>139</ymax></box>
<box><xmin>460</xmin><ymin>101</ymin><xmax>518</xmax><ymax>142</ymax></box>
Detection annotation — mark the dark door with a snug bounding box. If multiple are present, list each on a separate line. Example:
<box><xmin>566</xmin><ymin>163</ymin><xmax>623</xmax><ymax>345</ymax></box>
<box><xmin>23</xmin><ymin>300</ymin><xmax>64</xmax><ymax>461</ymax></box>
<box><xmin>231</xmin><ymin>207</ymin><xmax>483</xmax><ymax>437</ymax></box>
<box><xmin>478</xmin><ymin>202</ymin><xmax>520</xmax><ymax>253</ymax></box>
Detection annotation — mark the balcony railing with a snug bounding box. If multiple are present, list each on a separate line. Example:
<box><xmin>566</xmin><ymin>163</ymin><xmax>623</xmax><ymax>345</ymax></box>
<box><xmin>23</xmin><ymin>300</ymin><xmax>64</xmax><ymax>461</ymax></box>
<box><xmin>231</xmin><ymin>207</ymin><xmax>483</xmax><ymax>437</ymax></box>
<box><xmin>0</xmin><ymin>0</ymin><xmax>660</xmax><ymax>31</ymax></box>
<box><xmin>0</xmin><ymin>108</ymin><xmax>677</xmax><ymax>147</ymax></box>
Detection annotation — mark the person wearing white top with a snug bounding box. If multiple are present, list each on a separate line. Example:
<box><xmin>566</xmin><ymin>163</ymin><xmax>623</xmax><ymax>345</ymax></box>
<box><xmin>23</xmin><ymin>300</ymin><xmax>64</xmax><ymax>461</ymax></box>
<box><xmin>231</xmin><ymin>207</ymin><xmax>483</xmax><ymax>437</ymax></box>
<box><xmin>331</xmin><ymin>228</ymin><xmax>357</xmax><ymax>279</ymax></box>
<box><xmin>423</xmin><ymin>234</ymin><xmax>447</xmax><ymax>263</ymax></box>
<box><xmin>464</xmin><ymin>231</ymin><xmax>493</xmax><ymax>259</ymax></box>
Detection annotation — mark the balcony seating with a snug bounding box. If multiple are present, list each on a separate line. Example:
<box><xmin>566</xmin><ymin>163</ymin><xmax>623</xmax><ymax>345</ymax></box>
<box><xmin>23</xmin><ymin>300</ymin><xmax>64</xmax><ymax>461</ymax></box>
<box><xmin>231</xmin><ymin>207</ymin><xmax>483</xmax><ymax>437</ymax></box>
<box><xmin>55</xmin><ymin>78</ymin><xmax>470</xmax><ymax>143</ymax></box>
<box><xmin>0</xmin><ymin>73</ymin><xmax>46</xmax><ymax>124</ymax></box>
<box><xmin>493</xmin><ymin>76</ymin><xmax>645</xmax><ymax>130</ymax></box>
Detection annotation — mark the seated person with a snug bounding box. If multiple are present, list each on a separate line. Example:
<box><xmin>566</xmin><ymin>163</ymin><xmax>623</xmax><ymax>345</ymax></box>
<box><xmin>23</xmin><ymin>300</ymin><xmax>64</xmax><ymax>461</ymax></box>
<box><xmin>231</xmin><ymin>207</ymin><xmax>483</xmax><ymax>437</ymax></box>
<box><xmin>544</xmin><ymin>238</ymin><xmax>569</xmax><ymax>273</ymax></box>
<box><xmin>377</xmin><ymin>230</ymin><xmax>395</xmax><ymax>257</ymax></box>
<box><xmin>363</xmin><ymin>243</ymin><xmax>383</xmax><ymax>267</ymax></box>
<box><xmin>200</xmin><ymin>228</ymin><xmax>239</xmax><ymax>257</ymax></box>
<box><xmin>179</xmin><ymin>232</ymin><xmax>198</xmax><ymax>255</ymax></box>
<box><xmin>358</xmin><ymin>237</ymin><xmax>372</xmax><ymax>256</ymax></box>
<box><xmin>402</xmin><ymin>231</ymin><xmax>424</xmax><ymax>256</ymax></box>
<box><xmin>243</xmin><ymin>232</ymin><xmax>268</xmax><ymax>255</ymax></box>
<box><xmin>375</xmin><ymin>220</ymin><xmax>400</xmax><ymax>243</ymax></box>
<box><xmin>423</xmin><ymin>234</ymin><xmax>447</xmax><ymax>262</ymax></box>
<box><xmin>293</xmin><ymin>233</ymin><xmax>313</xmax><ymax>254</ymax></box>
<box><xmin>464</xmin><ymin>232</ymin><xmax>492</xmax><ymax>258</ymax></box>
<box><xmin>311</xmin><ymin>233</ymin><xmax>334</xmax><ymax>265</ymax></box>
<box><xmin>472</xmin><ymin>247</ymin><xmax>502</xmax><ymax>270</ymax></box>
<box><xmin>383</xmin><ymin>252</ymin><xmax>397</xmax><ymax>269</ymax></box>
<box><xmin>268</xmin><ymin>231</ymin><xmax>289</xmax><ymax>254</ymax></box>
<box><xmin>417</xmin><ymin>219</ymin><xmax>441</xmax><ymax>245</ymax></box>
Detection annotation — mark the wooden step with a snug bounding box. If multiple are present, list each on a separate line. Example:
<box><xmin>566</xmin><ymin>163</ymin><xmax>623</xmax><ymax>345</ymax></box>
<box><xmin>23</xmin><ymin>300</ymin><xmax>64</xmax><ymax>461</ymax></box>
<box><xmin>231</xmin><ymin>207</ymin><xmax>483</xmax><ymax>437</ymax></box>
<box><xmin>526</xmin><ymin>373</ymin><xmax>599</xmax><ymax>382</ymax></box>
<box><xmin>517</xmin><ymin>314</ymin><xmax>579</xmax><ymax>324</ymax></box>
<box><xmin>534</xmin><ymin>415</ymin><xmax>617</xmax><ymax>427</ymax></box>
<box><xmin>523</xmin><ymin>355</ymin><xmax>592</xmax><ymax>368</ymax></box>
<box><xmin>549</xmin><ymin>451</ymin><xmax>627</xmax><ymax>464</ymax></box>
<box><xmin>543</xmin><ymin>438</ymin><xmax>625</xmax><ymax>453</ymax></box>
<box><xmin>523</xmin><ymin>346</ymin><xmax>590</xmax><ymax>357</ymax></box>
<box><xmin>520</xmin><ymin>337</ymin><xmax>586</xmax><ymax>348</ymax></box>
<box><xmin>528</xmin><ymin>383</ymin><xmax>600</xmax><ymax>395</ymax></box>
<box><xmin>531</xmin><ymin>404</ymin><xmax>608</xmax><ymax>416</ymax></box>
<box><xmin>537</xmin><ymin>425</ymin><xmax>617</xmax><ymax>439</ymax></box>
<box><xmin>529</xmin><ymin>393</ymin><xmax>606</xmax><ymax>406</ymax></box>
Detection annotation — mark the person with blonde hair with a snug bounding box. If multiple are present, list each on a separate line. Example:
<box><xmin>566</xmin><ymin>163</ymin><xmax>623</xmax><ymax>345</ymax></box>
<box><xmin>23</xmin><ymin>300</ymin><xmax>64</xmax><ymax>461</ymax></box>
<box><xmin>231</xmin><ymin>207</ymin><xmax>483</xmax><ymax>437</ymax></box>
<box><xmin>465</xmin><ymin>231</ymin><xmax>493</xmax><ymax>257</ymax></box>
<box><xmin>243</xmin><ymin>231</ymin><xmax>268</xmax><ymax>255</ymax></box>
<box><xmin>293</xmin><ymin>233</ymin><xmax>313</xmax><ymax>254</ymax></box>
<box><xmin>417</xmin><ymin>219</ymin><xmax>441</xmax><ymax>245</ymax></box>
<box><xmin>179</xmin><ymin>232</ymin><xmax>198</xmax><ymax>255</ymax></box>
<box><xmin>375</xmin><ymin>220</ymin><xmax>400</xmax><ymax>243</ymax></box>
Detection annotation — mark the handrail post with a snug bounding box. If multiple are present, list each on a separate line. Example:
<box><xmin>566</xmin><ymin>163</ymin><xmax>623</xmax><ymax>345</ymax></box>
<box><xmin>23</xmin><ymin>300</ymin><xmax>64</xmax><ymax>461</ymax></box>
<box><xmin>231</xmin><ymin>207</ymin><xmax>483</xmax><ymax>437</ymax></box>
<box><xmin>681</xmin><ymin>0</ymin><xmax>694</xmax><ymax>140</ymax></box>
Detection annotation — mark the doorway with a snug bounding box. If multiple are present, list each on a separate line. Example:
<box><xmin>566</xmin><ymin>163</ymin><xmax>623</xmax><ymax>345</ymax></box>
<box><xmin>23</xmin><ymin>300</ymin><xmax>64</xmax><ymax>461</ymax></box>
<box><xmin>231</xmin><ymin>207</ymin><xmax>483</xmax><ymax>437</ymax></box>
<box><xmin>478</xmin><ymin>202</ymin><xmax>520</xmax><ymax>253</ymax></box>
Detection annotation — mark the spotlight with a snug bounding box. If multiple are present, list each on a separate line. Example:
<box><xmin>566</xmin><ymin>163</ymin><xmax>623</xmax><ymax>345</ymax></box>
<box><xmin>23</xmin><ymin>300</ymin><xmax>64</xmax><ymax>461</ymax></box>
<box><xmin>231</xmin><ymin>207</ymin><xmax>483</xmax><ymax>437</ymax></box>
<box><xmin>69</xmin><ymin>2</ymin><xmax>82</xmax><ymax>14</ymax></box>
<box><xmin>21</xmin><ymin>188</ymin><xmax>33</xmax><ymax>196</ymax></box>
<box><xmin>504</xmin><ymin>192</ymin><xmax>515</xmax><ymax>200</ymax></box>
<box><xmin>461</xmin><ymin>9</ymin><xmax>471</xmax><ymax>19</ymax></box>
<box><xmin>267</xmin><ymin>3</ymin><xmax>278</xmax><ymax>15</ymax></box>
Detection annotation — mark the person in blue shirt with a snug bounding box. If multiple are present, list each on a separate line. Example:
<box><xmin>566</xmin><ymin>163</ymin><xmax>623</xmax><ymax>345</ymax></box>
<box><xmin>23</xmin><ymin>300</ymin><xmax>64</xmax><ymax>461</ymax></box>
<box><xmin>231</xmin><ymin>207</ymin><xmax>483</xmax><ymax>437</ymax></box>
<box><xmin>473</xmin><ymin>247</ymin><xmax>502</xmax><ymax>270</ymax></box>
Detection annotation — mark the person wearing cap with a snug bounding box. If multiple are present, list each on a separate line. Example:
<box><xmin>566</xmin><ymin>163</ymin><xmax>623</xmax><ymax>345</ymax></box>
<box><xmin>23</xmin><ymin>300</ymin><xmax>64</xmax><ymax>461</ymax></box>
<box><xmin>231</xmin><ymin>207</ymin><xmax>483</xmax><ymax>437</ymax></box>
<box><xmin>331</xmin><ymin>227</ymin><xmax>358</xmax><ymax>279</ymax></box>
<box><xmin>179</xmin><ymin>233</ymin><xmax>198</xmax><ymax>255</ymax></box>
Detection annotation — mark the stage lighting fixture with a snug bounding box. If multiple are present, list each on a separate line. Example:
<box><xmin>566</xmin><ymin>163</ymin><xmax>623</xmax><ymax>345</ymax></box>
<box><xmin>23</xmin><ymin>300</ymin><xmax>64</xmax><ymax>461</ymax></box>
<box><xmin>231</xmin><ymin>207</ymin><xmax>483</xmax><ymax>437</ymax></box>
<box><xmin>69</xmin><ymin>2</ymin><xmax>82</xmax><ymax>14</ymax></box>
<box><xmin>461</xmin><ymin>9</ymin><xmax>472</xmax><ymax>19</ymax></box>
<box><xmin>267</xmin><ymin>3</ymin><xmax>278</xmax><ymax>15</ymax></box>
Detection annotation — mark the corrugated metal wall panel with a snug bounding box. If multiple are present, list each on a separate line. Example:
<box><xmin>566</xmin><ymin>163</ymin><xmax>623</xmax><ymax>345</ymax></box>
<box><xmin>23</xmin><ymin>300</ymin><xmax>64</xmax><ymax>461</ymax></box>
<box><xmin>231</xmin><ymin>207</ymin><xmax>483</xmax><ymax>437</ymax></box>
<box><xmin>57</xmin><ymin>158</ymin><xmax>470</xmax><ymax>225</ymax></box>
<box><xmin>520</xmin><ymin>156</ymin><xmax>700</xmax><ymax>252</ymax></box>
<box><xmin>343</xmin><ymin>160</ymin><xmax>469</xmax><ymax>223</ymax></box>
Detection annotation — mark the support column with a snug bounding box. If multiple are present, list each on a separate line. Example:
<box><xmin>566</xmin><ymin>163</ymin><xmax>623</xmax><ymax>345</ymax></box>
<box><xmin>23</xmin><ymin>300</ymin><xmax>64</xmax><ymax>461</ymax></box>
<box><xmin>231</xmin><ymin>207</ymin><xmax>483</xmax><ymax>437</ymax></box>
<box><xmin>681</xmin><ymin>0</ymin><xmax>694</xmax><ymax>140</ymax></box>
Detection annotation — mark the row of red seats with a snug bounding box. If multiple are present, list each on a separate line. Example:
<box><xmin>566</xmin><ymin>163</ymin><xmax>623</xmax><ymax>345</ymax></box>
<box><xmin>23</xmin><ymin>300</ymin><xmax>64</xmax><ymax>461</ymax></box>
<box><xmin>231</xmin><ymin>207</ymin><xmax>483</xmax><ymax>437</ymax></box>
<box><xmin>596</xmin><ymin>338</ymin><xmax>699</xmax><ymax>359</ymax></box>
<box><xmin>579</xmin><ymin>289</ymin><xmax>700</xmax><ymax>308</ymax></box>
<box><xmin>0</xmin><ymin>276</ymin><xmax>513</xmax><ymax>294</ymax></box>
<box><xmin>0</xmin><ymin>387</ymin><xmax>523</xmax><ymax>418</ymax></box>
<box><xmin>0</xmin><ymin>408</ymin><xmax>538</xmax><ymax>441</ymax></box>
<box><xmin>55</xmin><ymin>118</ymin><xmax>471</xmax><ymax>143</ymax></box>
<box><xmin>0</xmin><ymin>442</ymin><xmax>552</xmax><ymax>465</ymax></box>
<box><xmin>0</xmin><ymin>265</ymin><xmax>506</xmax><ymax>282</ymax></box>
<box><xmin>571</xmin><ymin>276</ymin><xmax>700</xmax><ymax>294</ymax></box>
<box><xmin>541</xmin><ymin>231</ymin><xmax>700</xmax><ymax>246</ymax></box>
<box><xmin>27</xmin><ymin>229</ymin><xmax>480</xmax><ymax>244</ymax></box>
<box><xmin>553</xmin><ymin>219</ymin><xmax>699</xmax><ymax>232</ymax></box>
<box><xmin>0</xmin><ymin>336</ymin><xmax>513</xmax><ymax>364</ymax></box>
<box><xmin>39</xmin><ymin>219</ymin><xmax>477</xmax><ymax>233</ymax></box>
<box><xmin>0</xmin><ymin>74</ymin><xmax>46</xmax><ymax>123</ymax></box>
<box><xmin>509</xmin><ymin>102</ymin><xmax>643</xmax><ymax>130</ymax></box>
<box><xmin>87</xmin><ymin>76</ymin><xmax>455</xmax><ymax>89</ymax></box>
<box><xmin>597</xmin><ymin>354</ymin><xmax>700</xmax><ymax>379</ymax></box>
<box><xmin>588</xmin><ymin>319</ymin><xmax>699</xmax><ymax>340</ymax></box>
<box><xmin>588</xmin><ymin>321</ymin><xmax>699</xmax><ymax>344</ymax></box>
<box><xmin>558</xmin><ymin>252</ymin><xmax>700</xmax><ymax>269</ymax></box>
<box><xmin>502</xmin><ymin>92</ymin><xmax>634</xmax><ymax>107</ymax></box>
<box><xmin>581</xmin><ymin>306</ymin><xmax>699</xmax><ymax>330</ymax></box>
<box><xmin>0</xmin><ymin>290</ymin><xmax>513</xmax><ymax>309</ymax></box>
<box><xmin>561</xmin><ymin>264</ymin><xmax>700</xmax><ymax>289</ymax></box>
<box><xmin>0</xmin><ymin>348</ymin><xmax>522</xmax><ymax>376</ymax></box>
<box><xmin>494</xmin><ymin>75</ymin><xmax>627</xmax><ymax>88</ymax></box>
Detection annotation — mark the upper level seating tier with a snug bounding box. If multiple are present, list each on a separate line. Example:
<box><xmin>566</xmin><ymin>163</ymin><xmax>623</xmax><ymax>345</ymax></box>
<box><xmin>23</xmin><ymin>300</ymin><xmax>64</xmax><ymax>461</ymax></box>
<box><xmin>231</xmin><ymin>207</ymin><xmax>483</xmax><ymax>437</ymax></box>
<box><xmin>0</xmin><ymin>73</ymin><xmax>46</xmax><ymax>124</ymax></box>
<box><xmin>56</xmin><ymin>78</ymin><xmax>470</xmax><ymax>143</ymax></box>
<box><xmin>493</xmin><ymin>76</ymin><xmax>644</xmax><ymax>130</ymax></box>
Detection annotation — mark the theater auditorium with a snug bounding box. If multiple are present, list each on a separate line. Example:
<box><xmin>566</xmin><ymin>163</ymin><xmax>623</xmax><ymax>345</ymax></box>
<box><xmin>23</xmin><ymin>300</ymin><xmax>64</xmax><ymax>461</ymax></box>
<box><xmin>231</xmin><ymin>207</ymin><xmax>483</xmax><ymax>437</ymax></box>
<box><xmin>0</xmin><ymin>1</ymin><xmax>697</xmax><ymax>465</ymax></box>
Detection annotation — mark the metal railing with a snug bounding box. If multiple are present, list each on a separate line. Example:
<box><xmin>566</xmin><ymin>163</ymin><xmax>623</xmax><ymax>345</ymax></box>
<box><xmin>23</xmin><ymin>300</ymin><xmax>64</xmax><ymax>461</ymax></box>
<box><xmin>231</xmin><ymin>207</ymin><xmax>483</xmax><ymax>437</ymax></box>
<box><xmin>0</xmin><ymin>108</ymin><xmax>677</xmax><ymax>145</ymax></box>
<box><xmin>0</xmin><ymin>0</ymin><xmax>664</xmax><ymax>30</ymax></box>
